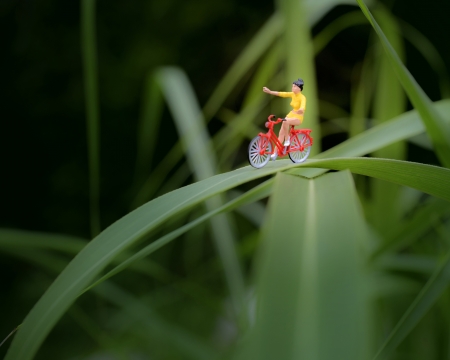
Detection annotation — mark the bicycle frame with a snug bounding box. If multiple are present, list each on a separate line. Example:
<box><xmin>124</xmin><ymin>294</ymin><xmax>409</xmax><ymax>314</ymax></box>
<box><xmin>257</xmin><ymin>115</ymin><xmax>313</xmax><ymax>157</ymax></box>
<box><xmin>248</xmin><ymin>115</ymin><xmax>313</xmax><ymax>168</ymax></box>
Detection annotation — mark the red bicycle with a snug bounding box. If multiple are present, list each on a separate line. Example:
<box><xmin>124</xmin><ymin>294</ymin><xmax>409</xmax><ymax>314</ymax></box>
<box><xmin>248</xmin><ymin>115</ymin><xmax>313</xmax><ymax>169</ymax></box>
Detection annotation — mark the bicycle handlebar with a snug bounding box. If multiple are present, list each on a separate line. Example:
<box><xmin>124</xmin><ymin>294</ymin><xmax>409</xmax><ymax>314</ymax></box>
<box><xmin>265</xmin><ymin>115</ymin><xmax>283</xmax><ymax>128</ymax></box>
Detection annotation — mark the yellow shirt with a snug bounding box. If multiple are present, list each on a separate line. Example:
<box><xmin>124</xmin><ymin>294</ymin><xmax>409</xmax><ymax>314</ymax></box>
<box><xmin>278</xmin><ymin>91</ymin><xmax>306</xmax><ymax>122</ymax></box>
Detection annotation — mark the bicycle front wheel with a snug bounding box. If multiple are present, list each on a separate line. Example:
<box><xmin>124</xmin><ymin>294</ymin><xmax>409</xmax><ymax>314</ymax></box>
<box><xmin>248</xmin><ymin>136</ymin><xmax>272</xmax><ymax>168</ymax></box>
<box><xmin>288</xmin><ymin>133</ymin><xmax>311</xmax><ymax>163</ymax></box>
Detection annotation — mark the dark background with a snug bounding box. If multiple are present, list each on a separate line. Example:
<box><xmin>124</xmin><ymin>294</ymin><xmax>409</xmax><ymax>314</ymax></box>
<box><xmin>1</xmin><ymin>0</ymin><xmax>449</xmax><ymax>238</ymax></box>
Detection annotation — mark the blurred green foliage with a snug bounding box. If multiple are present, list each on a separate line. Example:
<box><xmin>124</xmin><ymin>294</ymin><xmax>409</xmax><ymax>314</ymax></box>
<box><xmin>2</xmin><ymin>0</ymin><xmax>450</xmax><ymax>359</ymax></box>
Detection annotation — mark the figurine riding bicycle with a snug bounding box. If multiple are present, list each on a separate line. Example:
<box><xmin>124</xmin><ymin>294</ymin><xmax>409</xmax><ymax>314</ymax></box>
<box><xmin>248</xmin><ymin>78</ymin><xmax>313</xmax><ymax>168</ymax></box>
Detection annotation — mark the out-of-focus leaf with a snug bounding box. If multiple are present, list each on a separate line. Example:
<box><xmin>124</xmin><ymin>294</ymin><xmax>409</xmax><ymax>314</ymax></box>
<box><xmin>242</xmin><ymin>42</ymin><xmax>282</xmax><ymax>108</ymax></box>
<box><xmin>203</xmin><ymin>0</ymin><xmax>365</xmax><ymax>121</ymax></box>
<box><xmin>131</xmin><ymin>142</ymin><xmax>185</xmax><ymax>208</ymax></box>
<box><xmin>0</xmin><ymin>230</ymin><xmax>86</xmax><ymax>254</ymax></box>
<box><xmin>373</xmin><ymin>253</ymin><xmax>450</xmax><ymax>360</ymax></box>
<box><xmin>234</xmin><ymin>171</ymin><xmax>371</xmax><ymax>360</ymax></box>
<box><xmin>370</xmin><ymin>7</ymin><xmax>406</xmax><ymax>237</ymax></box>
<box><xmin>357</xmin><ymin>0</ymin><xmax>450</xmax><ymax>168</ymax></box>
<box><xmin>215</xmin><ymin>100</ymin><xmax>268</xmax><ymax>170</ymax></box>
<box><xmin>350</xmin><ymin>58</ymin><xmax>373</xmax><ymax>138</ymax></box>
<box><xmin>408</xmin><ymin>132</ymin><xmax>433</xmax><ymax>150</ymax></box>
<box><xmin>304</xmin><ymin>0</ymin><xmax>372</xmax><ymax>25</ymax></box>
<box><xmin>375</xmin><ymin>254</ymin><xmax>437</xmax><ymax>276</ymax></box>
<box><xmin>277</xmin><ymin>0</ymin><xmax>321</xmax><ymax>153</ymax></box>
<box><xmin>313</xmin><ymin>11</ymin><xmax>366</xmax><ymax>55</ymax></box>
<box><xmin>133</xmin><ymin>72</ymin><xmax>164</xmax><ymax>190</ymax></box>
<box><xmin>154</xmin><ymin>67</ymin><xmax>215</xmax><ymax>180</ymax></box>
<box><xmin>0</xmin><ymin>229</ymin><xmax>172</xmax><ymax>282</ymax></box>
<box><xmin>203</xmin><ymin>14</ymin><xmax>283</xmax><ymax>120</ymax></box>
<box><xmin>371</xmin><ymin>198</ymin><xmax>450</xmax><ymax>259</ymax></box>
<box><xmin>400</xmin><ymin>19</ymin><xmax>450</xmax><ymax>98</ymax></box>
<box><xmin>154</xmin><ymin>67</ymin><xmax>246</xmax><ymax>318</ymax></box>
<box><xmin>95</xmin><ymin>283</ymin><xmax>218</xmax><ymax>360</ymax></box>
<box><xmin>320</xmin><ymin>100</ymin><xmax>449</xmax><ymax>160</ymax></box>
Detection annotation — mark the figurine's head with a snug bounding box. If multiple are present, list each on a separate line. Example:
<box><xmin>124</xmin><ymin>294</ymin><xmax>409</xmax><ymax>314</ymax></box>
<box><xmin>292</xmin><ymin>78</ymin><xmax>304</xmax><ymax>92</ymax></box>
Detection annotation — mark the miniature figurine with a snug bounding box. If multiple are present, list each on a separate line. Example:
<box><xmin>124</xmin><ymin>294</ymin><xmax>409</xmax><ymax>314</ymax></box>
<box><xmin>262</xmin><ymin>79</ymin><xmax>306</xmax><ymax>159</ymax></box>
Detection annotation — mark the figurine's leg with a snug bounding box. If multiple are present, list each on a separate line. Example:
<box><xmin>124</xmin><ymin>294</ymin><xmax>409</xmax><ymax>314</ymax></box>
<box><xmin>279</xmin><ymin>118</ymin><xmax>301</xmax><ymax>145</ymax></box>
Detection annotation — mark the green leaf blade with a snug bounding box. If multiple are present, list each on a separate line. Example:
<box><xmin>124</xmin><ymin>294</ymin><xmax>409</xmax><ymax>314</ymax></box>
<box><xmin>235</xmin><ymin>171</ymin><xmax>371</xmax><ymax>360</ymax></box>
<box><xmin>356</xmin><ymin>0</ymin><xmax>450</xmax><ymax>168</ymax></box>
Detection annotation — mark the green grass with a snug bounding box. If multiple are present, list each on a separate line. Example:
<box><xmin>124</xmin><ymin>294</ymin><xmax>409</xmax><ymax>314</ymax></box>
<box><xmin>3</xmin><ymin>0</ymin><xmax>450</xmax><ymax>359</ymax></box>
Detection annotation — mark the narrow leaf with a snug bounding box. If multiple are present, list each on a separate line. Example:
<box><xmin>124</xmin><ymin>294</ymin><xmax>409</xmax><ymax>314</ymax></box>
<box><xmin>4</xmin><ymin>156</ymin><xmax>306</xmax><ymax>360</ymax></box>
<box><xmin>82</xmin><ymin>180</ymin><xmax>273</xmax><ymax>294</ymax></box>
<box><xmin>356</xmin><ymin>0</ymin><xmax>450</xmax><ymax>168</ymax></box>
<box><xmin>154</xmin><ymin>66</ymin><xmax>246</xmax><ymax>319</ymax></box>
<box><xmin>234</xmin><ymin>171</ymin><xmax>371</xmax><ymax>360</ymax></box>
<box><xmin>289</xmin><ymin>157</ymin><xmax>450</xmax><ymax>202</ymax></box>
<box><xmin>373</xmin><ymin>253</ymin><xmax>450</xmax><ymax>360</ymax></box>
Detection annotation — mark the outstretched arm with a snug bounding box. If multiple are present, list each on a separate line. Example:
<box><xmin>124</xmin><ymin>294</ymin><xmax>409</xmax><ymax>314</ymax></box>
<box><xmin>263</xmin><ymin>87</ymin><xmax>279</xmax><ymax>96</ymax></box>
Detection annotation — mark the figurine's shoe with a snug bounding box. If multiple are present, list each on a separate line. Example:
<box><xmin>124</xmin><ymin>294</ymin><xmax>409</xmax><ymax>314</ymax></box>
<box><xmin>283</xmin><ymin>137</ymin><xmax>290</xmax><ymax>147</ymax></box>
<box><xmin>270</xmin><ymin>150</ymin><xmax>278</xmax><ymax>161</ymax></box>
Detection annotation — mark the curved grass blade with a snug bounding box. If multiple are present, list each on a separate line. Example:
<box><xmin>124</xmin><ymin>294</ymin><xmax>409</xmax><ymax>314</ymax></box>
<box><xmin>4</xmin><ymin>157</ymin><xmax>307</xmax><ymax>360</ymax></box>
<box><xmin>318</xmin><ymin>100</ymin><xmax>450</xmax><ymax>159</ymax></box>
<box><xmin>289</xmin><ymin>99</ymin><xmax>450</xmax><ymax>178</ymax></box>
<box><xmin>154</xmin><ymin>66</ymin><xmax>246</xmax><ymax>319</ymax></box>
<box><xmin>356</xmin><ymin>0</ymin><xmax>450</xmax><ymax>168</ymax></box>
<box><xmin>234</xmin><ymin>171</ymin><xmax>371</xmax><ymax>360</ymax></box>
<box><xmin>81</xmin><ymin>0</ymin><xmax>101</xmax><ymax>237</ymax></box>
<box><xmin>291</xmin><ymin>158</ymin><xmax>450</xmax><ymax>201</ymax></box>
<box><xmin>289</xmin><ymin>157</ymin><xmax>450</xmax><ymax>202</ymax></box>
<box><xmin>82</xmin><ymin>180</ymin><xmax>273</xmax><ymax>294</ymax></box>
<box><xmin>373</xmin><ymin>253</ymin><xmax>450</xmax><ymax>360</ymax></box>
<box><xmin>7</xmin><ymin>105</ymin><xmax>450</xmax><ymax>359</ymax></box>
<box><xmin>7</xmin><ymin>247</ymin><xmax>217</xmax><ymax>360</ymax></box>
<box><xmin>154</xmin><ymin>67</ymin><xmax>216</xmax><ymax>180</ymax></box>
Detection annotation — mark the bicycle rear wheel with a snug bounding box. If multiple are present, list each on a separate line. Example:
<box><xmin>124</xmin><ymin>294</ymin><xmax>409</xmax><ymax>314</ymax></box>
<box><xmin>248</xmin><ymin>136</ymin><xmax>272</xmax><ymax>168</ymax></box>
<box><xmin>288</xmin><ymin>133</ymin><xmax>311</xmax><ymax>163</ymax></box>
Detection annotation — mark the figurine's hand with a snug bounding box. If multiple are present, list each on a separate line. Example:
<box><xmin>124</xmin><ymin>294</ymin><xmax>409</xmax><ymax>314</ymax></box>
<box><xmin>263</xmin><ymin>87</ymin><xmax>271</xmax><ymax>94</ymax></box>
<box><xmin>295</xmin><ymin>109</ymin><xmax>304</xmax><ymax>115</ymax></box>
